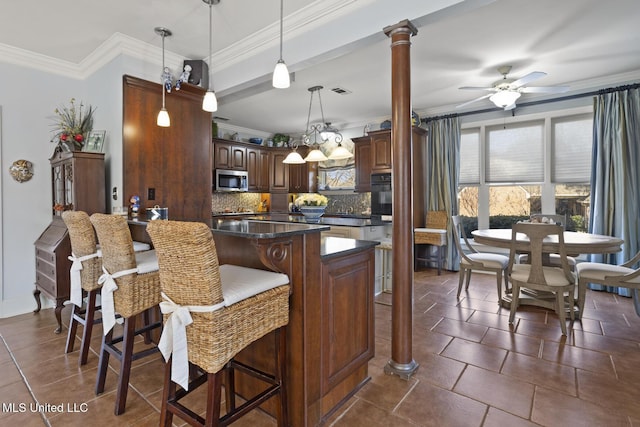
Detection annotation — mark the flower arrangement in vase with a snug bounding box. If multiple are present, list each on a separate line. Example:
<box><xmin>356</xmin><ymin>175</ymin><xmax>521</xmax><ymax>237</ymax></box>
<box><xmin>294</xmin><ymin>193</ymin><xmax>328</xmax><ymax>223</ymax></box>
<box><xmin>50</xmin><ymin>98</ymin><xmax>95</xmax><ymax>151</ymax></box>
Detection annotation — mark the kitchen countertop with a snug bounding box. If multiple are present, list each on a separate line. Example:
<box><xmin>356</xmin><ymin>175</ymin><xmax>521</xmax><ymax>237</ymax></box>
<box><xmin>247</xmin><ymin>213</ymin><xmax>389</xmax><ymax>227</ymax></box>
<box><xmin>320</xmin><ymin>236</ymin><xmax>378</xmax><ymax>260</ymax></box>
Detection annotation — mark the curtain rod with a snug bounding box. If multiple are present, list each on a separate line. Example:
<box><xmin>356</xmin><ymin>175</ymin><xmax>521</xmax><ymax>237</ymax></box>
<box><xmin>422</xmin><ymin>81</ymin><xmax>640</xmax><ymax>123</ymax></box>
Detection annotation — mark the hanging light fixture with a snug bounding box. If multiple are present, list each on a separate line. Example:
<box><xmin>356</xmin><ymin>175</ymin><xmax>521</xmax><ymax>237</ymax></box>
<box><xmin>202</xmin><ymin>0</ymin><xmax>218</xmax><ymax>112</ymax></box>
<box><xmin>283</xmin><ymin>86</ymin><xmax>352</xmax><ymax>163</ymax></box>
<box><xmin>272</xmin><ymin>0</ymin><xmax>290</xmax><ymax>89</ymax></box>
<box><xmin>490</xmin><ymin>90</ymin><xmax>521</xmax><ymax>109</ymax></box>
<box><xmin>155</xmin><ymin>27</ymin><xmax>172</xmax><ymax>127</ymax></box>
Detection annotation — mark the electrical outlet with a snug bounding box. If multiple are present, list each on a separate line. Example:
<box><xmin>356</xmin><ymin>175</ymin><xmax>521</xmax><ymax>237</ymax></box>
<box><xmin>148</xmin><ymin>188</ymin><xmax>155</xmax><ymax>200</ymax></box>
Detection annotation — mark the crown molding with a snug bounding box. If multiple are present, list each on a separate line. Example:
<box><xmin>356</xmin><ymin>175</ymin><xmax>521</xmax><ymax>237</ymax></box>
<box><xmin>0</xmin><ymin>0</ymin><xmax>362</xmax><ymax>81</ymax></box>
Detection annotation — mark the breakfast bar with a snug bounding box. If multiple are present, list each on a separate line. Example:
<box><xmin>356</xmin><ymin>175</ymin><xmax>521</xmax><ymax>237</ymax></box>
<box><xmin>131</xmin><ymin>218</ymin><xmax>378</xmax><ymax>426</ymax></box>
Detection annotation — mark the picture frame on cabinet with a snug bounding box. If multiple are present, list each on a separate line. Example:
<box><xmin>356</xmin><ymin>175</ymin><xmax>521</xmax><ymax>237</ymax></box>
<box><xmin>83</xmin><ymin>130</ymin><xmax>106</xmax><ymax>153</ymax></box>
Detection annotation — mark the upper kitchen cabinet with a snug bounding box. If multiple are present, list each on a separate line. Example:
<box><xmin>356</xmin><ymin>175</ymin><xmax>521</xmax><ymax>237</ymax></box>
<box><xmin>370</xmin><ymin>130</ymin><xmax>392</xmax><ymax>173</ymax></box>
<box><xmin>269</xmin><ymin>148</ymin><xmax>290</xmax><ymax>193</ymax></box>
<box><xmin>213</xmin><ymin>139</ymin><xmax>247</xmax><ymax>170</ymax></box>
<box><xmin>247</xmin><ymin>146</ymin><xmax>270</xmax><ymax>192</ymax></box>
<box><xmin>352</xmin><ymin>136</ymin><xmax>372</xmax><ymax>192</ymax></box>
<box><xmin>289</xmin><ymin>147</ymin><xmax>318</xmax><ymax>193</ymax></box>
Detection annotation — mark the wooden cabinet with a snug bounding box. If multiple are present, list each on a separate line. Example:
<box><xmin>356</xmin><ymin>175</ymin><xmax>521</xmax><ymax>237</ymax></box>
<box><xmin>213</xmin><ymin>139</ymin><xmax>247</xmax><ymax>170</ymax></box>
<box><xmin>370</xmin><ymin>130</ymin><xmax>392</xmax><ymax>172</ymax></box>
<box><xmin>320</xmin><ymin>248</ymin><xmax>375</xmax><ymax>403</ymax></box>
<box><xmin>352</xmin><ymin>136</ymin><xmax>372</xmax><ymax>192</ymax></box>
<box><xmin>269</xmin><ymin>149</ymin><xmax>290</xmax><ymax>193</ymax></box>
<box><xmin>35</xmin><ymin>149</ymin><xmax>106</xmax><ymax>333</ymax></box>
<box><xmin>289</xmin><ymin>148</ymin><xmax>318</xmax><ymax>193</ymax></box>
<box><xmin>247</xmin><ymin>147</ymin><xmax>270</xmax><ymax>192</ymax></box>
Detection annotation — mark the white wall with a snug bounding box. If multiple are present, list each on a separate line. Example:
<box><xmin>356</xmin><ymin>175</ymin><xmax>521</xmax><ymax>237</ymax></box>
<box><xmin>0</xmin><ymin>54</ymin><xmax>161</xmax><ymax>318</ymax></box>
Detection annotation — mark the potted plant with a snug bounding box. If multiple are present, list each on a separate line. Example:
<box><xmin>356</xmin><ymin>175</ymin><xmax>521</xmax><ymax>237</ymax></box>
<box><xmin>50</xmin><ymin>98</ymin><xmax>95</xmax><ymax>151</ymax></box>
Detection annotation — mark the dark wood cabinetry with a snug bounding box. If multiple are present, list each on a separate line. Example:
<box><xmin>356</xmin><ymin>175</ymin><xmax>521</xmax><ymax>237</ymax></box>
<box><xmin>353</xmin><ymin>127</ymin><xmax>427</xmax><ymax>227</ymax></box>
<box><xmin>353</xmin><ymin>136</ymin><xmax>372</xmax><ymax>192</ymax></box>
<box><xmin>269</xmin><ymin>148</ymin><xmax>290</xmax><ymax>193</ymax></box>
<box><xmin>370</xmin><ymin>130</ymin><xmax>393</xmax><ymax>172</ymax></box>
<box><xmin>34</xmin><ymin>150</ymin><xmax>106</xmax><ymax>333</ymax></box>
<box><xmin>213</xmin><ymin>139</ymin><xmax>247</xmax><ymax>170</ymax></box>
<box><xmin>289</xmin><ymin>147</ymin><xmax>318</xmax><ymax>193</ymax></box>
<box><xmin>247</xmin><ymin>146</ymin><xmax>270</xmax><ymax>192</ymax></box>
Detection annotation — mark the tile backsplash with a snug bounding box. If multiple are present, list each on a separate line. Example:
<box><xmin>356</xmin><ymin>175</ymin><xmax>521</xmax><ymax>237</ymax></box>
<box><xmin>212</xmin><ymin>192</ymin><xmax>371</xmax><ymax>216</ymax></box>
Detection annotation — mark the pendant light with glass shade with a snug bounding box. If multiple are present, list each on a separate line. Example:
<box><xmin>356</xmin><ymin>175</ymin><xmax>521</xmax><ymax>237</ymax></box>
<box><xmin>202</xmin><ymin>0</ymin><xmax>218</xmax><ymax>112</ymax></box>
<box><xmin>272</xmin><ymin>0</ymin><xmax>290</xmax><ymax>89</ymax></box>
<box><xmin>283</xmin><ymin>85</ymin><xmax>353</xmax><ymax>163</ymax></box>
<box><xmin>155</xmin><ymin>27</ymin><xmax>172</xmax><ymax>127</ymax></box>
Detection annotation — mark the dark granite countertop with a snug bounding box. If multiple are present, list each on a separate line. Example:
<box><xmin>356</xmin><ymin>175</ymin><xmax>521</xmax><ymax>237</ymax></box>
<box><xmin>247</xmin><ymin>214</ymin><xmax>389</xmax><ymax>227</ymax></box>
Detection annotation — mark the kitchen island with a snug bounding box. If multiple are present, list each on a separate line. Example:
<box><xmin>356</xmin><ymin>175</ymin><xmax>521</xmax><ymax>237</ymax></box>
<box><xmin>131</xmin><ymin>217</ymin><xmax>378</xmax><ymax>426</ymax></box>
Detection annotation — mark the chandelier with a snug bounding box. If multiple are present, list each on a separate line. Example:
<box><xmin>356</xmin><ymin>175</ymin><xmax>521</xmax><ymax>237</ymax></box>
<box><xmin>283</xmin><ymin>86</ymin><xmax>353</xmax><ymax>164</ymax></box>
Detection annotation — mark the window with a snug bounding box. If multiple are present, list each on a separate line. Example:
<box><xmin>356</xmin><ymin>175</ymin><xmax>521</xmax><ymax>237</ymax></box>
<box><xmin>458</xmin><ymin>107</ymin><xmax>593</xmax><ymax>231</ymax></box>
<box><xmin>486</xmin><ymin>121</ymin><xmax>544</xmax><ymax>183</ymax></box>
<box><xmin>552</xmin><ymin>113</ymin><xmax>592</xmax><ymax>183</ymax></box>
<box><xmin>460</xmin><ymin>129</ymin><xmax>480</xmax><ymax>185</ymax></box>
<box><xmin>318</xmin><ymin>167</ymin><xmax>356</xmax><ymax>190</ymax></box>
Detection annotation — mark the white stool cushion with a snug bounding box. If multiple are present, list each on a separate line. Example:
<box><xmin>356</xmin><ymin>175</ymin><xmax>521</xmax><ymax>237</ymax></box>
<box><xmin>376</xmin><ymin>238</ymin><xmax>392</xmax><ymax>250</ymax></box>
<box><xmin>135</xmin><ymin>249</ymin><xmax>159</xmax><ymax>274</ymax></box>
<box><xmin>220</xmin><ymin>264</ymin><xmax>290</xmax><ymax>306</ymax></box>
<box><xmin>414</xmin><ymin>228</ymin><xmax>447</xmax><ymax>234</ymax></box>
<box><xmin>97</xmin><ymin>241</ymin><xmax>151</xmax><ymax>257</ymax></box>
<box><xmin>462</xmin><ymin>253</ymin><xmax>509</xmax><ymax>269</ymax></box>
<box><xmin>511</xmin><ymin>264</ymin><xmax>573</xmax><ymax>287</ymax></box>
<box><xmin>577</xmin><ymin>262</ymin><xmax>640</xmax><ymax>284</ymax></box>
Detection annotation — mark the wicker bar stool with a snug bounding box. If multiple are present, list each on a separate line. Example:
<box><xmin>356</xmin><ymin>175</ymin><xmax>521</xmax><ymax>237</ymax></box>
<box><xmin>146</xmin><ymin>220</ymin><xmax>290</xmax><ymax>427</ymax></box>
<box><xmin>414</xmin><ymin>211</ymin><xmax>448</xmax><ymax>275</ymax></box>
<box><xmin>89</xmin><ymin>213</ymin><xmax>162</xmax><ymax>415</ymax></box>
<box><xmin>62</xmin><ymin>211</ymin><xmax>103</xmax><ymax>366</ymax></box>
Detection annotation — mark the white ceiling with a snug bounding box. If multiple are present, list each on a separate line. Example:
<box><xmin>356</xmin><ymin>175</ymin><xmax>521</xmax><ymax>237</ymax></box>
<box><xmin>2</xmin><ymin>0</ymin><xmax>640</xmax><ymax>136</ymax></box>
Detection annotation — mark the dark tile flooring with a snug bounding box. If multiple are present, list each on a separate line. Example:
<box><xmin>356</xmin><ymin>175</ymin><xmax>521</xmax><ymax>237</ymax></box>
<box><xmin>2</xmin><ymin>269</ymin><xmax>640</xmax><ymax>426</ymax></box>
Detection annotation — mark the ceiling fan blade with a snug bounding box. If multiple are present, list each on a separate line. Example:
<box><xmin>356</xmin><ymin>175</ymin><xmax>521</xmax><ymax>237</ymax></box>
<box><xmin>455</xmin><ymin>93</ymin><xmax>492</xmax><ymax>109</ymax></box>
<box><xmin>520</xmin><ymin>85</ymin><xmax>570</xmax><ymax>94</ymax></box>
<box><xmin>459</xmin><ymin>86</ymin><xmax>496</xmax><ymax>91</ymax></box>
<box><xmin>510</xmin><ymin>71</ymin><xmax>546</xmax><ymax>88</ymax></box>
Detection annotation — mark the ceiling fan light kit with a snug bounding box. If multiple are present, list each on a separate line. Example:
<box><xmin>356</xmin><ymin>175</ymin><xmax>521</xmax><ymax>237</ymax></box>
<box><xmin>457</xmin><ymin>65</ymin><xmax>569</xmax><ymax>110</ymax></box>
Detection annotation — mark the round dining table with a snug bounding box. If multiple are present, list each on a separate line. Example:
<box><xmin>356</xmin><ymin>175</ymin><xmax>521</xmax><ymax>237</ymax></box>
<box><xmin>470</xmin><ymin>228</ymin><xmax>624</xmax><ymax>313</ymax></box>
<box><xmin>471</xmin><ymin>229</ymin><xmax>623</xmax><ymax>255</ymax></box>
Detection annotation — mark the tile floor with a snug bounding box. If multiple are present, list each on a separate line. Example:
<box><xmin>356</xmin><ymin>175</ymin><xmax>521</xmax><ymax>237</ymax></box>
<box><xmin>2</xmin><ymin>269</ymin><xmax>640</xmax><ymax>426</ymax></box>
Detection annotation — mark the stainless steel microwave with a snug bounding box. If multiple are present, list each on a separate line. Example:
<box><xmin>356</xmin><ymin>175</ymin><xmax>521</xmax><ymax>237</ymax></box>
<box><xmin>215</xmin><ymin>169</ymin><xmax>248</xmax><ymax>192</ymax></box>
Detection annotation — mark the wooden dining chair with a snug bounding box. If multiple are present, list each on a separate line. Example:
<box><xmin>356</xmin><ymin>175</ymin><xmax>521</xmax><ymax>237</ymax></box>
<box><xmin>451</xmin><ymin>215</ymin><xmax>509</xmax><ymax>301</ymax></box>
<box><xmin>507</xmin><ymin>223</ymin><xmax>577</xmax><ymax>335</ymax></box>
<box><xmin>519</xmin><ymin>213</ymin><xmax>577</xmax><ymax>270</ymax></box>
<box><xmin>576</xmin><ymin>251</ymin><xmax>640</xmax><ymax>318</ymax></box>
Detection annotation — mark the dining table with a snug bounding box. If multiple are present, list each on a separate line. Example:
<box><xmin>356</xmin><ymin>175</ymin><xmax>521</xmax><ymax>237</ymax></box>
<box><xmin>471</xmin><ymin>228</ymin><xmax>624</xmax><ymax>312</ymax></box>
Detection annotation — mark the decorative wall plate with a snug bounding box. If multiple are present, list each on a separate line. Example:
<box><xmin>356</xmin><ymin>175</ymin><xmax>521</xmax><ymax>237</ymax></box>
<box><xmin>9</xmin><ymin>159</ymin><xmax>34</xmax><ymax>183</ymax></box>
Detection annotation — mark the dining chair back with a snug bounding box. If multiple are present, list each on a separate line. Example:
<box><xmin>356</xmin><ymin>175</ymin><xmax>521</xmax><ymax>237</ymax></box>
<box><xmin>507</xmin><ymin>223</ymin><xmax>576</xmax><ymax>335</ymax></box>
<box><xmin>451</xmin><ymin>215</ymin><xmax>509</xmax><ymax>301</ymax></box>
<box><xmin>576</xmin><ymin>251</ymin><xmax>640</xmax><ymax>318</ymax></box>
<box><xmin>520</xmin><ymin>214</ymin><xmax>576</xmax><ymax>270</ymax></box>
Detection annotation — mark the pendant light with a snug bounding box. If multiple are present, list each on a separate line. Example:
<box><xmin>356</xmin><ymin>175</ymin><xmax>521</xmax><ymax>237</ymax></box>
<box><xmin>282</xmin><ymin>85</ymin><xmax>353</xmax><ymax>163</ymax></box>
<box><xmin>202</xmin><ymin>0</ymin><xmax>218</xmax><ymax>112</ymax></box>
<box><xmin>272</xmin><ymin>0</ymin><xmax>290</xmax><ymax>89</ymax></box>
<box><xmin>155</xmin><ymin>27</ymin><xmax>172</xmax><ymax>127</ymax></box>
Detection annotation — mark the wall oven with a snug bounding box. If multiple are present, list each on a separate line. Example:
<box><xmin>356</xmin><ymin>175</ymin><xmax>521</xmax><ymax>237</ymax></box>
<box><xmin>215</xmin><ymin>169</ymin><xmax>248</xmax><ymax>192</ymax></box>
<box><xmin>370</xmin><ymin>172</ymin><xmax>392</xmax><ymax>221</ymax></box>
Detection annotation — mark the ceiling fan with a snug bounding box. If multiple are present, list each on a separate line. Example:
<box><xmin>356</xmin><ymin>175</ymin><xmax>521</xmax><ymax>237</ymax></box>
<box><xmin>456</xmin><ymin>66</ymin><xmax>569</xmax><ymax>110</ymax></box>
